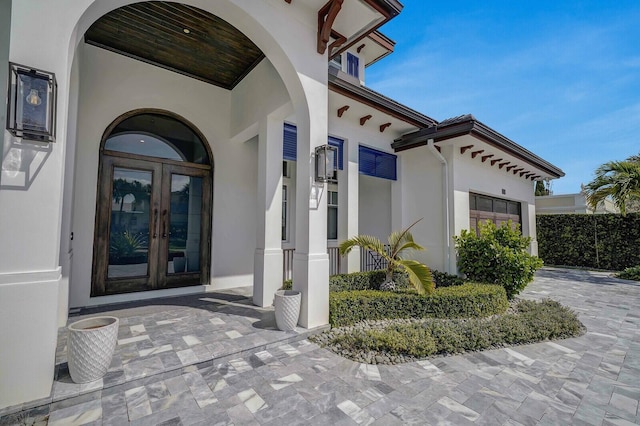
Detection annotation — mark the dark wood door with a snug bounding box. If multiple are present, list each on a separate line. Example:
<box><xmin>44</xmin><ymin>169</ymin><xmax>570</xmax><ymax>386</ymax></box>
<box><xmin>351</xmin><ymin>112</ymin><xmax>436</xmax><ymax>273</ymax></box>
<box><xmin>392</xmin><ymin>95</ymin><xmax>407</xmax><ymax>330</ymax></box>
<box><xmin>92</xmin><ymin>156</ymin><xmax>211</xmax><ymax>296</ymax></box>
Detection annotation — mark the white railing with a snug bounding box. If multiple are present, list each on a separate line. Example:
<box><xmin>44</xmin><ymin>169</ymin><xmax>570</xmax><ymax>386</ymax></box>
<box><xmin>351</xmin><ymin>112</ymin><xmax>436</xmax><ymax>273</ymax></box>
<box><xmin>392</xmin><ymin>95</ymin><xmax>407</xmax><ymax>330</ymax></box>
<box><xmin>360</xmin><ymin>244</ymin><xmax>391</xmax><ymax>272</ymax></box>
<box><xmin>282</xmin><ymin>247</ymin><xmax>342</xmax><ymax>281</ymax></box>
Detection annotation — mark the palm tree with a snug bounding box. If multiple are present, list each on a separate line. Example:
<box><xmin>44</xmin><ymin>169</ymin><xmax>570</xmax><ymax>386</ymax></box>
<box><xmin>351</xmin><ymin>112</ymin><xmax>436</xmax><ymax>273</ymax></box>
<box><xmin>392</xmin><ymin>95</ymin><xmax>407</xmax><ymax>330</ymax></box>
<box><xmin>339</xmin><ymin>218</ymin><xmax>434</xmax><ymax>295</ymax></box>
<box><xmin>584</xmin><ymin>160</ymin><xmax>640</xmax><ymax>215</ymax></box>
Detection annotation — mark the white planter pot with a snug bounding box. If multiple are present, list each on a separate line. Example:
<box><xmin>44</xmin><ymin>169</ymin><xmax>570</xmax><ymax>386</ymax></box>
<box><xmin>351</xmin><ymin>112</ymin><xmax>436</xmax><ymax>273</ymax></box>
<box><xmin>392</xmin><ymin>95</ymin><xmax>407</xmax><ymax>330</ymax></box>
<box><xmin>274</xmin><ymin>290</ymin><xmax>301</xmax><ymax>331</ymax></box>
<box><xmin>67</xmin><ymin>316</ymin><xmax>119</xmax><ymax>383</ymax></box>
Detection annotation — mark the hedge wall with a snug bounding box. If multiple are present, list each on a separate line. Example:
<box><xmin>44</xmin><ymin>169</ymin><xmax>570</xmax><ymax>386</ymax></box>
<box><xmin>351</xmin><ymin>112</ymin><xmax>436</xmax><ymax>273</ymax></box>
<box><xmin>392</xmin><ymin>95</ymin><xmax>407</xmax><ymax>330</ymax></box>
<box><xmin>328</xmin><ymin>284</ymin><xmax>508</xmax><ymax>327</ymax></box>
<box><xmin>537</xmin><ymin>213</ymin><xmax>640</xmax><ymax>270</ymax></box>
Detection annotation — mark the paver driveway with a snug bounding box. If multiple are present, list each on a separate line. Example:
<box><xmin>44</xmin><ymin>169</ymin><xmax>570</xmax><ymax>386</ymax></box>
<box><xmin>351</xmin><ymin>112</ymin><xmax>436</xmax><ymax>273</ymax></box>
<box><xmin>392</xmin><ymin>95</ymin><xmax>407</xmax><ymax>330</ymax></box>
<box><xmin>2</xmin><ymin>267</ymin><xmax>640</xmax><ymax>425</ymax></box>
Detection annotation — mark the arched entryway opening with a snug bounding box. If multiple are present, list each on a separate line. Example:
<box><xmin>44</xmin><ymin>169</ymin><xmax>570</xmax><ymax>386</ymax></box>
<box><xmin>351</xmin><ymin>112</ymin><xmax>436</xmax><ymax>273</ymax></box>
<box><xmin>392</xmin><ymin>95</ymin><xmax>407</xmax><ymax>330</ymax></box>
<box><xmin>91</xmin><ymin>110</ymin><xmax>213</xmax><ymax>296</ymax></box>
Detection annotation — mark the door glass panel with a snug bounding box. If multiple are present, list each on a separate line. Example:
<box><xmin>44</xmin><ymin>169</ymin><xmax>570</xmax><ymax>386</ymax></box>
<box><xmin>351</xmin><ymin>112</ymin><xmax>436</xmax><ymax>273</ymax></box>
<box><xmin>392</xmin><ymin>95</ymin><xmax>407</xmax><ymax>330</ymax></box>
<box><xmin>104</xmin><ymin>113</ymin><xmax>209</xmax><ymax>164</ymax></box>
<box><xmin>168</xmin><ymin>174</ymin><xmax>203</xmax><ymax>274</ymax></box>
<box><xmin>108</xmin><ymin>168</ymin><xmax>152</xmax><ymax>278</ymax></box>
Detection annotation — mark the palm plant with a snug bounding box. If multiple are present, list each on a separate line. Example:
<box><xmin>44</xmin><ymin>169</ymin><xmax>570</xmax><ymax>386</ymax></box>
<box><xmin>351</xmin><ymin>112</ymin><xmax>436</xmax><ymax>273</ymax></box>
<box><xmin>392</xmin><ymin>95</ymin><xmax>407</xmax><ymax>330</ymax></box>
<box><xmin>584</xmin><ymin>159</ymin><xmax>640</xmax><ymax>215</ymax></box>
<box><xmin>339</xmin><ymin>219</ymin><xmax>434</xmax><ymax>295</ymax></box>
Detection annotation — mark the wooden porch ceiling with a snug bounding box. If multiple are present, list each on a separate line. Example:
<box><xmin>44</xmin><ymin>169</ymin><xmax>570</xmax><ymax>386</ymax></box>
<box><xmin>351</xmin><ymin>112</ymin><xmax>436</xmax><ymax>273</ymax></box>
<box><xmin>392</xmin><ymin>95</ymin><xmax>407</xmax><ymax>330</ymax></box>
<box><xmin>84</xmin><ymin>1</ymin><xmax>265</xmax><ymax>90</ymax></box>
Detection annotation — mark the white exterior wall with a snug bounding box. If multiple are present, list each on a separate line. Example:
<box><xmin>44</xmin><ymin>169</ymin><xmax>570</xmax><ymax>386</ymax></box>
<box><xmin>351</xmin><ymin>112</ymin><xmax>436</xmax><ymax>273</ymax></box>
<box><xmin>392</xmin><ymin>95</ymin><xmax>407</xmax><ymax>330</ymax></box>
<box><xmin>71</xmin><ymin>44</ymin><xmax>284</xmax><ymax>307</ymax></box>
<box><xmin>282</xmin><ymin>113</ymin><xmax>400</xmax><ymax>268</ymax></box>
<box><xmin>0</xmin><ymin>0</ymin><xmax>331</xmax><ymax>408</ymax></box>
<box><xmin>397</xmin><ymin>147</ymin><xmax>446</xmax><ymax>270</ymax></box>
<box><xmin>358</xmin><ymin>175</ymin><xmax>392</xmax><ymax>240</ymax></box>
<box><xmin>447</xmin><ymin>141</ymin><xmax>538</xmax><ymax>257</ymax></box>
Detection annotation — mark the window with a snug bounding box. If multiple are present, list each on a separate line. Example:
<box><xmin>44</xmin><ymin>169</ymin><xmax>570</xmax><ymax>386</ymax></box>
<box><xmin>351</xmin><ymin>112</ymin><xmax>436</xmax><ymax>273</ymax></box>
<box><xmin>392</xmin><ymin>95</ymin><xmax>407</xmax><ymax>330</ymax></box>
<box><xmin>282</xmin><ymin>185</ymin><xmax>288</xmax><ymax>241</ymax></box>
<box><xmin>282</xmin><ymin>124</ymin><xmax>344</xmax><ymax>180</ymax></box>
<box><xmin>330</xmin><ymin>53</ymin><xmax>342</xmax><ymax>70</ymax></box>
<box><xmin>282</xmin><ymin>161</ymin><xmax>289</xmax><ymax>178</ymax></box>
<box><xmin>283</xmin><ymin>123</ymin><xmax>297</xmax><ymax>162</ymax></box>
<box><xmin>327</xmin><ymin>190</ymin><xmax>338</xmax><ymax>240</ymax></box>
<box><xmin>347</xmin><ymin>53</ymin><xmax>359</xmax><ymax>79</ymax></box>
<box><xmin>104</xmin><ymin>113</ymin><xmax>209</xmax><ymax>164</ymax></box>
<box><xmin>358</xmin><ymin>145</ymin><xmax>397</xmax><ymax>180</ymax></box>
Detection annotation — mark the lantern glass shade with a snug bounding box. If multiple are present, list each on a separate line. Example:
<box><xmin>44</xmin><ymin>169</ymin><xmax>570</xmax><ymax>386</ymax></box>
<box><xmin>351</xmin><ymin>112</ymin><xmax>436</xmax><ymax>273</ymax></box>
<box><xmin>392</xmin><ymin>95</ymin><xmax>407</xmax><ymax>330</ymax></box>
<box><xmin>6</xmin><ymin>63</ymin><xmax>57</xmax><ymax>142</ymax></box>
<box><xmin>314</xmin><ymin>144</ymin><xmax>338</xmax><ymax>183</ymax></box>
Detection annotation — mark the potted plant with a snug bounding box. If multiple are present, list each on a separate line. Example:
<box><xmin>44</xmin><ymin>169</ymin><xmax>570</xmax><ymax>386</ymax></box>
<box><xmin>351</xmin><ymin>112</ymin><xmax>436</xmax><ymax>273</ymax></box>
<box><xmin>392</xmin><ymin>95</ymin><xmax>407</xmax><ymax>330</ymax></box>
<box><xmin>273</xmin><ymin>289</ymin><xmax>301</xmax><ymax>331</ymax></box>
<box><xmin>67</xmin><ymin>316</ymin><xmax>119</xmax><ymax>383</ymax></box>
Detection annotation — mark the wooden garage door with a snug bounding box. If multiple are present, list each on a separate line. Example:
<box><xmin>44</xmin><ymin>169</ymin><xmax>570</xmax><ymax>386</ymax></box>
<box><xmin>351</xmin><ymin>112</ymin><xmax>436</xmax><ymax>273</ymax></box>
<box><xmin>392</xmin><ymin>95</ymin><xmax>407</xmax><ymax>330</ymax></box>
<box><xmin>469</xmin><ymin>193</ymin><xmax>521</xmax><ymax>235</ymax></box>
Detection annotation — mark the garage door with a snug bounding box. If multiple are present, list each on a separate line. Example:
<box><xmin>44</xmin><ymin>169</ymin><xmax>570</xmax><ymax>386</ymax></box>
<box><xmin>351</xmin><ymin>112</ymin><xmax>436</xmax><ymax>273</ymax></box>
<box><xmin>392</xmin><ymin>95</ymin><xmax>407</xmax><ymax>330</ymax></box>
<box><xmin>469</xmin><ymin>193</ymin><xmax>521</xmax><ymax>235</ymax></box>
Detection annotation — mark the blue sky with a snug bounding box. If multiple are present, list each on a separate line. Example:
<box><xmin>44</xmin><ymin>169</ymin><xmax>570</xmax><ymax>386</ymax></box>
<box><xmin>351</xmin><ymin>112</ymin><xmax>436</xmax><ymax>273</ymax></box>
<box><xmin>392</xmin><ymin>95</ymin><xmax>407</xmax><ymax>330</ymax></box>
<box><xmin>366</xmin><ymin>0</ymin><xmax>640</xmax><ymax>194</ymax></box>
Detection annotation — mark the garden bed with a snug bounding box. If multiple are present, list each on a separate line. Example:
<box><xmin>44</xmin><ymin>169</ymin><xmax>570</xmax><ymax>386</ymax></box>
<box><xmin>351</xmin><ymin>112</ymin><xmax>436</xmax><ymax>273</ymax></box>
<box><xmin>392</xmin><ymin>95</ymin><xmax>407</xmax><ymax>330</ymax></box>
<box><xmin>311</xmin><ymin>298</ymin><xmax>585</xmax><ymax>364</ymax></box>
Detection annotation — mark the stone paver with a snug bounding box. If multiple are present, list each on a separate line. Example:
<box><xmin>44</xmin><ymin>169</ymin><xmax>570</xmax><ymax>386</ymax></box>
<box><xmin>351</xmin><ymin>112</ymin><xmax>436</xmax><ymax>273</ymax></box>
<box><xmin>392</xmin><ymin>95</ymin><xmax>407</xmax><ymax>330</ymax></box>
<box><xmin>1</xmin><ymin>267</ymin><xmax>640</xmax><ymax>425</ymax></box>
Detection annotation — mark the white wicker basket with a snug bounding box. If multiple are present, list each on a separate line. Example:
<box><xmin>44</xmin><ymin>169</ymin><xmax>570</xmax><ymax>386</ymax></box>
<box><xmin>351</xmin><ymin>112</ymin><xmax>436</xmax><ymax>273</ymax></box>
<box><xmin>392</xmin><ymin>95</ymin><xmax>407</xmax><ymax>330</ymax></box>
<box><xmin>67</xmin><ymin>316</ymin><xmax>119</xmax><ymax>383</ymax></box>
<box><xmin>274</xmin><ymin>290</ymin><xmax>301</xmax><ymax>331</ymax></box>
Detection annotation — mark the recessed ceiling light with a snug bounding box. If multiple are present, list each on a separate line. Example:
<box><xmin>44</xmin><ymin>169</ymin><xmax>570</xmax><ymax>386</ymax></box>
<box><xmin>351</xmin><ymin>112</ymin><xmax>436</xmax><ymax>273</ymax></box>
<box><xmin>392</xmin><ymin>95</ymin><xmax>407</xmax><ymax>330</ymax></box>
<box><xmin>183</xmin><ymin>28</ymin><xmax>191</xmax><ymax>34</ymax></box>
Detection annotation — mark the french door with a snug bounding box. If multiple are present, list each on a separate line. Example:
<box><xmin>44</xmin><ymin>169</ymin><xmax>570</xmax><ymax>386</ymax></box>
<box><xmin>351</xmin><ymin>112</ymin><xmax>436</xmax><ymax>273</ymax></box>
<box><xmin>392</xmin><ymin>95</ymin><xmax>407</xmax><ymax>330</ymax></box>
<box><xmin>92</xmin><ymin>155</ymin><xmax>211</xmax><ymax>296</ymax></box>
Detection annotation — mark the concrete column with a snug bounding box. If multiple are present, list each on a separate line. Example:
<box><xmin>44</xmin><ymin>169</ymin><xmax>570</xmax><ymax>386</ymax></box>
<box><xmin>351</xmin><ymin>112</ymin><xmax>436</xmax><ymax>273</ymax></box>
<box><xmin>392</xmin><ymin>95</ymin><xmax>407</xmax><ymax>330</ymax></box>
<box><xmin>253</xmin><ymin>115</ymin><xmax>284</xmax><ymax>307</ymax></box>
<box><xmin>292</xmin><ymin>80</ymin><xmax>329</xmax><ymax>328</ymax></box>
<box><xmin>339</xmin><ymin>138</ymin><xmax>359</xmax><ymax>273</ymax></box>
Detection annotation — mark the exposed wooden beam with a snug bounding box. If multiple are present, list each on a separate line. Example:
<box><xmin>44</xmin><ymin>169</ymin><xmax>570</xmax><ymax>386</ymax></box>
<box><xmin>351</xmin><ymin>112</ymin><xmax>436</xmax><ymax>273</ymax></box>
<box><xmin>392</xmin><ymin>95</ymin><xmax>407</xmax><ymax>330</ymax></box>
<box><xmin>506</xmin><ymin>165</ymin><xmax>516</xmax><ymax>171</ymax></box>
<box><xmin>491</xmin><ymin>158</ymin><xmax>503</xmax><ymax>166</ymax></box>
<box><xmin>499</xmin><ymin>162</ymin><xmax>510</xmax><ymax>169</ymax></box>
<box><xmin>379</xmin><ymin>122</ymin><xmax>391</xmax><ymax>133</ymax></box>
<box><xmin>532</xmin><ymin>175</ymin><xmax>541</xmax><ymax>181</ymax></box>
<box><xmin>328</xmin><ymin>29</ymin><xmax>346</xmax><ymax>57</ymax></box>
<box><xmin>360</xmin><ymin>114</ymin><xmax>372</xmax><ymax>126</ymax></box>
<box><xmin>460</xmin><ymin>145</ymin><xmax>474</xmax><ymax>155</ymax></box>
<box><xmin>481</xmin><ymin>154</ymin><xmax>494</xmax><ymax>163</ymax></box>
<box><xmin>317</xmin><ymin>0</ymin><xmax>344</xmax><ymax>54</ymax></box>
<box><xmin>357</xmin><ymin>43</ymin><xmax>366</xmax><ymax>53</ymax></box>
<box><xmin>337</xmin><ymin>105</ymin><xmax>349</xmax><ymax>117</ymax></box>
<box><xmin>284</xmin><ymin>0</ymin><xmax>291</xmax><ymax>3</ymax></box>
<box><xmin>471</xmin><ymin>150</ymin><xmax>484</xmax><ymax>159</ymax></box>
<box><xmin>513</xmin><ymin>168</ymin><xmax>523</xmax><ymax>174</ymax></box>
<box><xmin>520</xmin><ymin>171</ymin><xmax>528</xmax><ymax>177</ymax></box>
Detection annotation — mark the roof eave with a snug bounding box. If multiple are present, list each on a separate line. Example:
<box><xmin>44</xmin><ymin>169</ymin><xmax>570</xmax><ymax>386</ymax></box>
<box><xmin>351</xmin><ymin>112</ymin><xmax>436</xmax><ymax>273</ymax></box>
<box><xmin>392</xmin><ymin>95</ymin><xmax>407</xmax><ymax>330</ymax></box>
<box><xmin>328</xmin><ymin>70</ymin><xmax>437</xmax><ymax>128</ymax></box>
<box><xmin>393</xmin><ymin>118</ymin><xmax>565</xmax><ymax>178</ymax></box>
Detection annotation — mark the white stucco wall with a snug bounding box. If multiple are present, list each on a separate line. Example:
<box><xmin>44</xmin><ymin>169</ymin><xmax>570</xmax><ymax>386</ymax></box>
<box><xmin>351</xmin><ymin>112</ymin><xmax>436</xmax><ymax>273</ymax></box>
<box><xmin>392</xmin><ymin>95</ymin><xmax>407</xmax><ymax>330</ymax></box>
<box><xmin>447</xmin><ymin>142</ymin><xmax>538</xmax><ymax>256</ymax></box>
<box><xmin>359</xmin><ymin>175</ymin><xmax>392</xmax><ymax>241</ymax></box>
<box><xmin>0</xmin><ymin>0</ymin><xmax>333</xmax><ymax>408</ymax></box>
<box><xmin>69</xmin><ymin>44</ymin><xmax>289</xmax><ymax>307</ymax></box>
<box><xmin>397</xmin><ymin>147</ymin><xmax>446</xmax><ymax>270</ymax></box>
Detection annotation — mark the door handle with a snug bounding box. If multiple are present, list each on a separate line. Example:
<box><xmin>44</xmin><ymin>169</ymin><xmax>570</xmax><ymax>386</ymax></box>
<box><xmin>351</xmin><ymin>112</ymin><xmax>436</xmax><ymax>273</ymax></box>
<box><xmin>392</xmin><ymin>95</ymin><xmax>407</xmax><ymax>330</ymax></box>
<box><xmin>153</xmin><ymin>208</ymin><xmax>158</xmax><ymax>238</ymax></box>
<box><xmin>162</xmin><ymin>209</ymin><xmax>168</xmax><ymax>238</ymax></box>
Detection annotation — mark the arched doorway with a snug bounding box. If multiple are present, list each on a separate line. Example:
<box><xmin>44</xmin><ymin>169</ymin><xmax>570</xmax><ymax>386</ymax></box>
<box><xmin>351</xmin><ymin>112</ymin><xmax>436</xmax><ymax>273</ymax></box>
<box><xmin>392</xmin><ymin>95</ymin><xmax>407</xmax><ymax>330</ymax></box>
<box><xmin>91</xmin><ymin>110</ymin><xmax>213</xmax><ymax>296</ymax></box>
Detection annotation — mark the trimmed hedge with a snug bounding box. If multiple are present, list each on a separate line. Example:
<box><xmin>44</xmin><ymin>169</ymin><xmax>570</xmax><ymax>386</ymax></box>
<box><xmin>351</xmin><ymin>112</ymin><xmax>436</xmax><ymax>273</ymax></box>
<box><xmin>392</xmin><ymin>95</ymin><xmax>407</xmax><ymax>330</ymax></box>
<box><xmin>321</xmin><ymin>299</ymin><xmax>584</xmax><ymax>360</ymax></box>
<box><xmin>328</xmin><ymin>283</ymin><xmax>508</xmax><ymax>327</ymax></box>
<box><xmin>282</xmin><ymin>270</ymin><xmax>410</xmax><ymax>292</ymax></box>
<box><xmin>328</xmin><ymin>270</ymin><xmax>410</xmax><ymax>292</ymax></box>
<box><xmin>537</xmin><ymin>213</ymin><xmax>640</xmax><ymax>270</ymax></box>
<box><xmin>432</xmin><ymin>270</ymin><xmax>464</xmax><ymax>287</ymax></box>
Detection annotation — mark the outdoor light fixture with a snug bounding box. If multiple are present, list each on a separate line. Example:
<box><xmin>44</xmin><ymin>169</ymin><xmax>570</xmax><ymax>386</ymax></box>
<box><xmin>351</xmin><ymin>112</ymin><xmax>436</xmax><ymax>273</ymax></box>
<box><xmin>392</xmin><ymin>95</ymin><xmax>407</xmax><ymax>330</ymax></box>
<box><xmin>314</xmin><ymin>144</ymin><xmax>338</xmax><ymax>183</ymax></box>
<box><xmin>6</xmin><ymin>63</ymin><xmax>57</xmax><ymax>142</ymax></box>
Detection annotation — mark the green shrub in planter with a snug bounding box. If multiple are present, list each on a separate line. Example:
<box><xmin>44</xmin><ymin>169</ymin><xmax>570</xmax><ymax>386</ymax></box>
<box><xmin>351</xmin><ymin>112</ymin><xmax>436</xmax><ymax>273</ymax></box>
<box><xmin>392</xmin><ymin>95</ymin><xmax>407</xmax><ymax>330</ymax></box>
<box><xmin>454</xmin><ymin>221</ymin><xmax>543</xmax><ymax>299</ymax></box>
<box><xmin>328</xmin><ymin>283</ymin><xmax>507</xmax><ymax>327</ymax></box>
<box><xmin>616</xmin><ymin>265</ymin><xmax>640</xmax><ymax>281</ymax></box>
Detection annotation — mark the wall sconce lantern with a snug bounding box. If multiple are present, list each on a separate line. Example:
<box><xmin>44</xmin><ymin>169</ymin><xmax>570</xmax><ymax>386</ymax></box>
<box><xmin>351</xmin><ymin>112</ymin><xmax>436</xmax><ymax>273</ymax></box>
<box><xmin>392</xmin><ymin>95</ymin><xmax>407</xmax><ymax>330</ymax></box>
<box><xmin>6</xmin><ymin>63</ymin><xmax>57</xmax><ymax>142</ymax></box>
<box><xmin>314</xmin><ymin>144</ymin><xmax>338</xmax><ymax>183</ymax></box>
